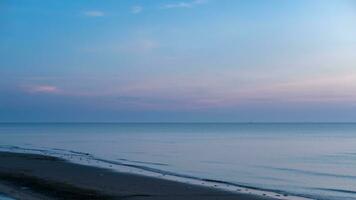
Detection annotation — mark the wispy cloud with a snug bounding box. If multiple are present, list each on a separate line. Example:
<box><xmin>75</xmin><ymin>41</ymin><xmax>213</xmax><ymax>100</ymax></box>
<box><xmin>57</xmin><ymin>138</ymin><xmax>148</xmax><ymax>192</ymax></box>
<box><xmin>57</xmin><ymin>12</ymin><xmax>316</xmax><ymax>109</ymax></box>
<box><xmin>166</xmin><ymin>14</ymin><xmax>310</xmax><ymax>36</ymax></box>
<box><xmin>131</xmin><ymin>6</ymin><xmax>143</xmax><ymax>14</ymax></box>
<box><xmin>136</xmin><ymin>39</ymin><xmax>158</xmax><ymax>51</ymax></box>
<box><xmin>82</xmin><ymin>10</ymin><xmax>105</xmax><ymax>17</ymax></box>
<box><xmin>117</xmin><ymin>39</ymin><xmax>159</xmax><ymax>53</ymax></box>
<box><xmin>161</xmin><ymin>0</ymin><xmax>207</xmax><ymax>9</ymax></box>
<box><xmin>24</xmin><ymin>85</ymin><xmax>60</xmax><ymax>94</ymax></box>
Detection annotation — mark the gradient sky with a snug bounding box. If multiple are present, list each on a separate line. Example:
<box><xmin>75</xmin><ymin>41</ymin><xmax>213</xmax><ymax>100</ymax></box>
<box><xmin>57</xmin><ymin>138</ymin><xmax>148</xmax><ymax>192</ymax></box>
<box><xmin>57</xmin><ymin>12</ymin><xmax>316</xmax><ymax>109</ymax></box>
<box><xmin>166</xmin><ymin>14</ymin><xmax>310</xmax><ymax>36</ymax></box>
<box><xmin>1</xmin><ymin>0</ymin><xmax>356</xmax><ymax>122</ymax></box>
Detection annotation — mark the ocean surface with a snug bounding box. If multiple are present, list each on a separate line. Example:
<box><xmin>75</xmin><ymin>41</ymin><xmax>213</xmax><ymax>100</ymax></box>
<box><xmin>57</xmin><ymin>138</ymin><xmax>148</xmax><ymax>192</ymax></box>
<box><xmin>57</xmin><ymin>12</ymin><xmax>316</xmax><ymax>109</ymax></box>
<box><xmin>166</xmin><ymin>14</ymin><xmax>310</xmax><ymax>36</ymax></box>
<box><xmin>0</xmin><ymin>123</ymin><xmax>355</xmax><ymax>200</ymax></box>
<box><xmin>0</xmin><ymin>194</ymin><xmax>14</xmax><ymax>200</ymax></box>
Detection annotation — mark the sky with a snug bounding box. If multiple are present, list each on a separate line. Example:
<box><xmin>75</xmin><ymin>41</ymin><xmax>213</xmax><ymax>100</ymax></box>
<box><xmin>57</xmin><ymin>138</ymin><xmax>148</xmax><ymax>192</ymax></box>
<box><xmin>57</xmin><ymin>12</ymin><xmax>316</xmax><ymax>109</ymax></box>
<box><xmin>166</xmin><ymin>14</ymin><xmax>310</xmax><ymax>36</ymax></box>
<box><xmin>1</xmin><ymin>0</ymin><xmax>356</xmax><ymax>122</ymax></box>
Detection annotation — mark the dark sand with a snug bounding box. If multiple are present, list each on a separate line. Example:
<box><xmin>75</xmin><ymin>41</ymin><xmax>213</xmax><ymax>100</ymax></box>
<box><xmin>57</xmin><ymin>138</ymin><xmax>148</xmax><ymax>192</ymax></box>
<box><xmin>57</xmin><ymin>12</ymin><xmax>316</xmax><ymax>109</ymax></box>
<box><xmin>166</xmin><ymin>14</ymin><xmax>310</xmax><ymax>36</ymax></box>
<box><xmin>0</xmin><ymin>152</ymin><xmax>277</xmax><ymax>200</ymax></box>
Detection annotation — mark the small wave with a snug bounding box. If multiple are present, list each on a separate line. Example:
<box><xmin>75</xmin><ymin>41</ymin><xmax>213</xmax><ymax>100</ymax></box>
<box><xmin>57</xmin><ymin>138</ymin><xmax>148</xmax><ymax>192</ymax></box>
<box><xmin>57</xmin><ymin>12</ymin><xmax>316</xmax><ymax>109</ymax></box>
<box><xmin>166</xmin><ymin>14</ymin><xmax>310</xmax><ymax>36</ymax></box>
<box><xmin>314</xmin><ymin>188</ymin><xmax>356</xmax><ymax>195</ymax></box>
<box><xmin>253</xmin><ymin>175</ymin><xmax>290</xmax><ymax>182</ymax></box>
<box><xmin>341</xmin><ymin>152</ymin><xmax>356</xmax><ymax>157</ymax></box>
<box><xmin>117</xmin><ymin>158</ymin><xmax>169</xmax><ymax>166</ymax></box>
<box><xmin>93</xmin><ymin>157</ymin><xmax>199</xmax><ymax>180</ymax></box>
<box><xmin>51</xmin><ymin>148</ymin><xmax>92</xmax><ymax>156</ymax></box>
<box><xmin>0</xmin><ymin>145</ymin><xmax>49</xmax><ymax>153</ymax></box>
<box><xmin>262</xmin><ymin>166</ymin><xmax>356</xmax><ymax>180</ymax></box>
<box><xmin>201</xmin><ymin>178</ymin><xmax>263</xmax><ymax>190</ymax></box>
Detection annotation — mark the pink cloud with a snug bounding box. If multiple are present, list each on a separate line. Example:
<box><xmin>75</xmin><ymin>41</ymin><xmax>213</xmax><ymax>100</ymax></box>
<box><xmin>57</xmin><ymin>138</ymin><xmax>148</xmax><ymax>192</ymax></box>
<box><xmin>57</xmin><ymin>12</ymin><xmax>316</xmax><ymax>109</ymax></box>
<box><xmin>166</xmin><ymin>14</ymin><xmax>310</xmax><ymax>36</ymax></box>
<box><xmin>25</xmin><ymin>85</ymin><xmax>60</xmax><ymax>94</ymax></box>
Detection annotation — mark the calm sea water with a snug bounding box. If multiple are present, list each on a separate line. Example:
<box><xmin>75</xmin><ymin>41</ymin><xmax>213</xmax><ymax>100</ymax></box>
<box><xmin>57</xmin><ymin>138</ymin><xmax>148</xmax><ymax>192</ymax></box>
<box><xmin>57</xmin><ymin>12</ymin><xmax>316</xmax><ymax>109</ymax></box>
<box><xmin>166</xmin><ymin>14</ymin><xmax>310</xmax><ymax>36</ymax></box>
<box><xmin>0</xmin><ymin>123</ymin><xmax>355</xmax><ymax>200</ymax></box>
<box><xmin>0</xmin><ymin>194</ymin><xmax>14</xmax><ymax>200</ymax></box>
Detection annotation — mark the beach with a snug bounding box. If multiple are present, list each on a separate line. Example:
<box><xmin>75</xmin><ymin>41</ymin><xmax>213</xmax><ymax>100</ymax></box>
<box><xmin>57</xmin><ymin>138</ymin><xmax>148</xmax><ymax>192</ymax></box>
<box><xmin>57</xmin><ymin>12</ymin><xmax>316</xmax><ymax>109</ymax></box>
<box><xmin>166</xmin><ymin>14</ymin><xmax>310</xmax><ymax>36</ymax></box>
<box><xmin>0</xmin><ymin>151</ymin><xmax>278</xmax><ymax>200</ymax></box>
<box><xmin>1</xmin><ymin>123</ymin><xmax>356</xmax><ymax>199</ymax></box>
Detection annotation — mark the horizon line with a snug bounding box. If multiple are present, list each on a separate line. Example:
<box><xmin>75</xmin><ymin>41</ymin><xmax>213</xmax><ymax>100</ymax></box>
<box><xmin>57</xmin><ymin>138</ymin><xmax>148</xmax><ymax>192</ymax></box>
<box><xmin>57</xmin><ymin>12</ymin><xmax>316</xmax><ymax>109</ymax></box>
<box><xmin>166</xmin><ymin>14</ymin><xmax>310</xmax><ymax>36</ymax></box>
<box><xmin>1</xmin><ymin>122</ymin><xmax>356</xmax><ymax>124</ymax></box>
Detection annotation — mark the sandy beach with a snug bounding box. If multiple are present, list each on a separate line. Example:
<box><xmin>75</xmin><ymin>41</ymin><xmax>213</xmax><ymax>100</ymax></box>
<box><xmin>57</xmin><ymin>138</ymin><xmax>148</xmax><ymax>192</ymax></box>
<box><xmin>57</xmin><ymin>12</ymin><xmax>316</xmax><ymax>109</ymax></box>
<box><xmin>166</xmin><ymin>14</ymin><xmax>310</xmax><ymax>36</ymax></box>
<box><xmin>0</xmin><ymin>151</ymin><xmax>278</xmax><ymax>200</ymax></box>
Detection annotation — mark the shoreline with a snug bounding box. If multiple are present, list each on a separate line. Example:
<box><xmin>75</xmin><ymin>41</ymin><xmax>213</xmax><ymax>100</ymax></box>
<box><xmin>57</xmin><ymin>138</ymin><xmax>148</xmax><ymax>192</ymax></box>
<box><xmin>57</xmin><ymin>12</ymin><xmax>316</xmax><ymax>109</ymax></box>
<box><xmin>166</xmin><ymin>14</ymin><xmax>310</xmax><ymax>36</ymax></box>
<box><xmin>0</xmin><ymin>146</ymin><xmax>311</xmax><ymax>200</ymax></box>
<box><xmin>0</xmin><ymin>151</ymin><xmax>280</xmax><ymax>200</ymax></box>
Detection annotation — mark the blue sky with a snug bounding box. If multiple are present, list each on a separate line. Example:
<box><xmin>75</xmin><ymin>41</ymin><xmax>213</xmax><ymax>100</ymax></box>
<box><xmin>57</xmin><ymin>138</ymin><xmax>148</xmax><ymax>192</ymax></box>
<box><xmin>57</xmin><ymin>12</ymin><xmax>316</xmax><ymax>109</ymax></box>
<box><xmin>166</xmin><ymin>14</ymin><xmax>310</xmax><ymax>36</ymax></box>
<box><xmin>1</xmin><ymin>0</ymin><xmax>356</xmax><ymax>122</ymax></box>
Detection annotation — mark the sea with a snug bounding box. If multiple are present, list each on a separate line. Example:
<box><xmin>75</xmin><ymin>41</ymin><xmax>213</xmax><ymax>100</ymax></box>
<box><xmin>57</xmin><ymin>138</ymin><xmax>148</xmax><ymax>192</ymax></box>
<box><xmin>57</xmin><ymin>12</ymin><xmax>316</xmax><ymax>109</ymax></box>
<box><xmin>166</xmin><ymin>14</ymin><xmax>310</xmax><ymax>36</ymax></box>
<box><xmin>0</xmin><ymin>123</ymin><xmax>355</xmax><ymax>200</ymax></box>
<box><xmin>0</xmin><ymin>194</ymin><xmax>14</xmax><ymax>200</ymax></box>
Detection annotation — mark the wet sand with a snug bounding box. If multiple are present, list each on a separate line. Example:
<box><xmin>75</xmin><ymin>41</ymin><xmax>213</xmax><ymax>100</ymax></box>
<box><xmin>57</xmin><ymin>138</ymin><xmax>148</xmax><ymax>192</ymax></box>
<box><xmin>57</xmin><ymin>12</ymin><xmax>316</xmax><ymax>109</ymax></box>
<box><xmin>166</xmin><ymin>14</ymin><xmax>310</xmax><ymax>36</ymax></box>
<box><xmin>0</xmin><ymin>152</ymin><xmax>277</xmax><ymax>200</ymax></box>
